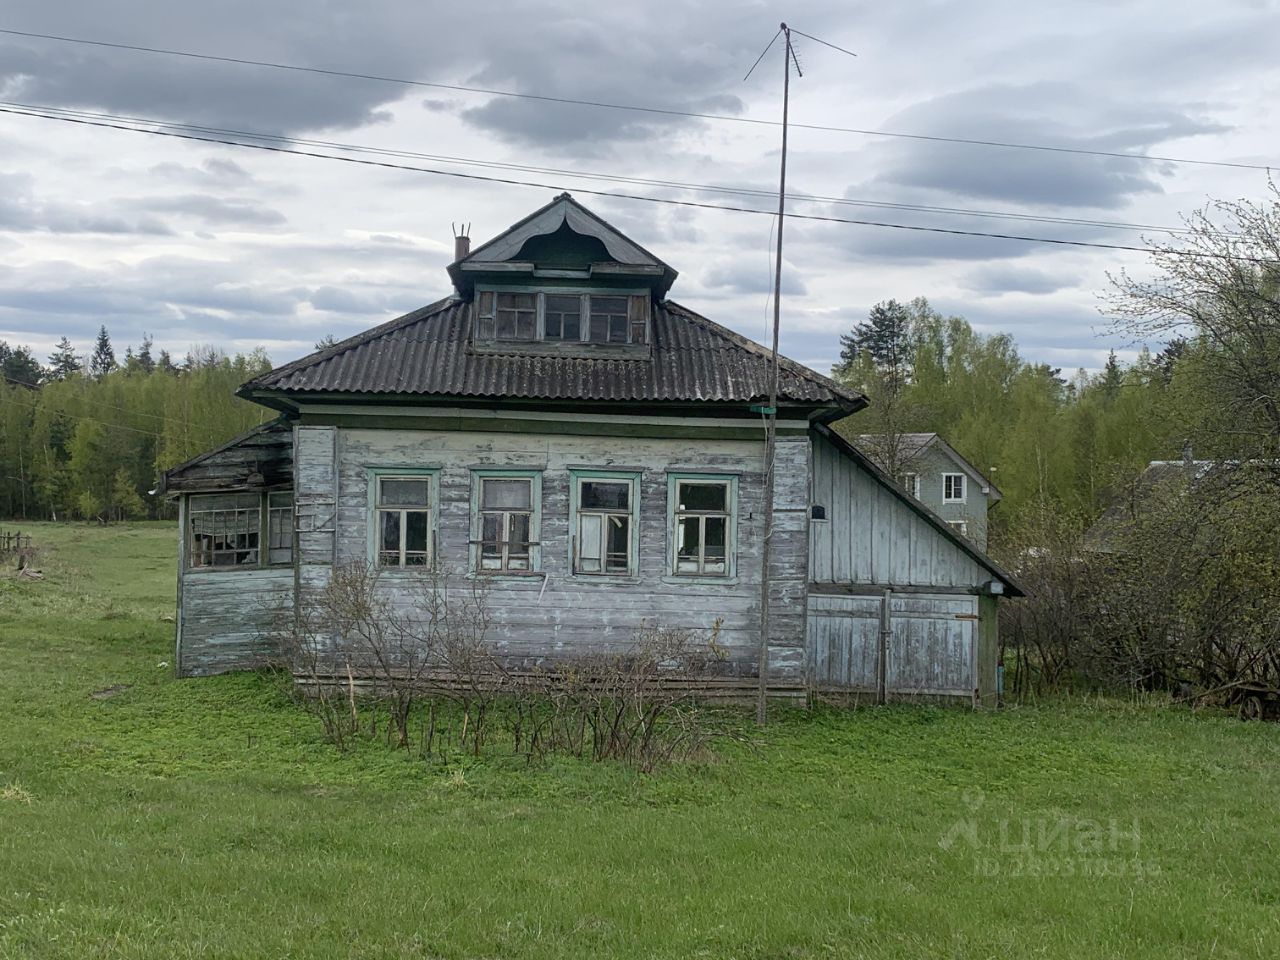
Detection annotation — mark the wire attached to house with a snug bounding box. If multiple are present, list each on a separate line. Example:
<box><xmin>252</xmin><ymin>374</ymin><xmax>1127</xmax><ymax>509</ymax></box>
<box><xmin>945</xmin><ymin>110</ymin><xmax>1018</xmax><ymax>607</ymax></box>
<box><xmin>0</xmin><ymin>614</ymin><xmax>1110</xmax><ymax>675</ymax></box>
<box><xmin>4</xmin><ymin>104</ymin><xmax>1278</xmax><ymax>265</ymax></box>
<box><xmin>1</xmin><ymin>26</ymin><xmax>1275</xmax><ymax>173</ymax></box>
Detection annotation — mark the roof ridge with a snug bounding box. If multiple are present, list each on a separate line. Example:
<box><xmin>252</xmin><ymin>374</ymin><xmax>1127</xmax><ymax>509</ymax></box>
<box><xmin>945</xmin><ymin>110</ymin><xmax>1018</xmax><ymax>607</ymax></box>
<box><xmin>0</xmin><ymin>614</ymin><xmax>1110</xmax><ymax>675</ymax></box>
<box><xmin>662</xmin><ymin>300</ymin><xmax>864</xmax><ymax>406</ymax></box>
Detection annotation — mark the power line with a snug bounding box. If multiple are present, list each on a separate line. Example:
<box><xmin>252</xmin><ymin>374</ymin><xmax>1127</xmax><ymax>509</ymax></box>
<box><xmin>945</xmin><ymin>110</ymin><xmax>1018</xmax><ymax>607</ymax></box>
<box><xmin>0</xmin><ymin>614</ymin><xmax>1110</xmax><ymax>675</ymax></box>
<box><xmin>1</xmin><ymin>26</ymin><xmax>1274</xmax><ymax>173</ymax></box>
<box><xmin>4</xmin><ymin>103</ymin><xmax>1278</xmax><ymax>265</ymax></box>
<box><xmin>3</xmin><ymin>391</ymin><xmax>167</xmax><ymax>439</ymax></box>
<box><xmin>1</xmin><ymin>372</ymin><xmax>193</xmax><ymax>427</ymax></box>
<box><xmin>2</xmin><ymin>99</ymin><xmax>1227</xmax><ymax>239</ymax></box>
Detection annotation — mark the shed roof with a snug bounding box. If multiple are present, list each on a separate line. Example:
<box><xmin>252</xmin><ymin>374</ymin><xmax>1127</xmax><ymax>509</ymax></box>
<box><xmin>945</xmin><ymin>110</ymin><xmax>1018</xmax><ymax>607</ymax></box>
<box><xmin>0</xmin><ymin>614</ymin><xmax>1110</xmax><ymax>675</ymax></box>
<box><xmin>242</xmin><ymin>297</ymin><xmax>863</xmax><ymax>412</ymax></box>
<box><xmin>818</xmin><ymin>424</ymin><xmax>1025</xmax><ymax>596</ymax></box>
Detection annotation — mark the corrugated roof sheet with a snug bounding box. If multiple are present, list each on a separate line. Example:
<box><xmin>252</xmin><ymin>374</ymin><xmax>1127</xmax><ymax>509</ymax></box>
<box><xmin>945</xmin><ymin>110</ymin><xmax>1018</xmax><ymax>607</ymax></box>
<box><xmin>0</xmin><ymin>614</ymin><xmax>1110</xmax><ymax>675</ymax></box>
<box><xmin>246</xmin><ymin>298</ymin><xmax>862</xmax><ymax>407</ymax></box>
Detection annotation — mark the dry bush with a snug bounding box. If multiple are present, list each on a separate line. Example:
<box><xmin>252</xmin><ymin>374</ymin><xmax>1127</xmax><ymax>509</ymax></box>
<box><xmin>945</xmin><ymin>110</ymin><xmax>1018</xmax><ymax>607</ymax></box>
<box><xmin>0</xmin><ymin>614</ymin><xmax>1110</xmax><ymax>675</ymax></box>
<box><xmin>274</xmin><ymin>562</ymin><xmax>730</xmax><ymax>767</ymax></box>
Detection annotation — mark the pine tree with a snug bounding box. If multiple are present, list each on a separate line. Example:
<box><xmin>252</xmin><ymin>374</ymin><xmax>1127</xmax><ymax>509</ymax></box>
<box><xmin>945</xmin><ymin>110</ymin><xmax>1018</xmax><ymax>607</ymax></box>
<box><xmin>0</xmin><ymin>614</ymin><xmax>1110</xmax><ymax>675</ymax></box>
<box><xmin>1101</xmin><ymin>350</ymin><xmax>1122</xmax><ymax>399</ymax></box>
<box><xmin>47</xmin><ymin>337</ymin><xmax>82</xmax><ymax>380</ymax></box>
<box><xmin>136</xmin><ymin>333</ymin><xmax>156</xmax><ymax>374</ymax></box>
<box><xmin>157</xmin><ymin>349</ymin><xmax>178</xmax><ymax>375</ymax></box>
<box><xmin>0</xmin><ymin>341</ymin><xmax>43</xmax><ymax>387</ymax></box>
<box><xmin>89</xmin><ymin>326</ymin><xmax>116</xmax><ymax>379</ymax></box>
<box><xmin>834</xmin><ymin>300</ymin><xmax>915</xmax><ymax>386</ymax></box>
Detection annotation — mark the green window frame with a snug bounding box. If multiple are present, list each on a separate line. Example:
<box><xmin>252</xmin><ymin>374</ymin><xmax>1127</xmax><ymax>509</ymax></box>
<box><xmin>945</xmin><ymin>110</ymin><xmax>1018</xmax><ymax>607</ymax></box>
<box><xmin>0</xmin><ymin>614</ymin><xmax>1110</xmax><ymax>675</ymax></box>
<box><xmin>667</xmin><ymin>473</ymin><xmax>737</xmax><ymax>579</ymax></box>
<box><xmin>470</xmin><ymin>469</ymin><xmax>542</xmax><ymax>574</ymax></box>
<box><xmin>569</xmin><ymin>469</ymin><xmax>641</xmax><ymax>577</ymax></box>
<box><xmin>367</xmin><ymin>469</ymin><xmax>439</xmax><ymax>569</ymax></box>
<box><xmin>185</xmin><ymin>490</ymin><xmax>293</xmax><ymax>571</ymax></box>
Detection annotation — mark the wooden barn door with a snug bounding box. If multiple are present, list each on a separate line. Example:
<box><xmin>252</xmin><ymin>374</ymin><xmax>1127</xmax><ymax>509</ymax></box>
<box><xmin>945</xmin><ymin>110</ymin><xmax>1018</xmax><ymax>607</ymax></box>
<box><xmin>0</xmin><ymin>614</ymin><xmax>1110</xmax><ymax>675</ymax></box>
<box><xmin>807</xmin><ymin>592</ymin><xmax>976</xmax><ymax>697</ymax></box>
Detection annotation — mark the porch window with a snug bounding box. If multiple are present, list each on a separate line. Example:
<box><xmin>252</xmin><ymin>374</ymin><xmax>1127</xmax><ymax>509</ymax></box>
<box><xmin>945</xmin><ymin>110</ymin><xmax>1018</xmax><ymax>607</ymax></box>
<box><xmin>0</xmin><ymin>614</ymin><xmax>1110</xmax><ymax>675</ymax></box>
<box><xmin>376</xmin><ymin>476</ymin><xmax>433</xmax><ymax>568</ymax></box>
<box><xmin>572</xmin><ymin>473</ymin><xmax>638</xmax><ymax>575</ymax></box>
<box><xmin>187</xmin><ymin>493</ymin><xmax>262</xmax><ymax>568</ymax></box>
<box><xmin>943</xmin><ymin>473</ymin><xmax>966</xmax><ymax>503</ymax></box>
<box><xmin>671</xmin><ymin>476</ymin><xmax>735</xmax><ymax>577</ymax></box>
<box><xmin>901</xmin><ymin>472</ymin><xmax>920</xmax><ymax>499</ymax></box>
<box><xmin>267</xmin><ymin>492</ymin><xmax>294</xmax><ymax>564</ymax></box>
<box><xmin>476</xmin><ymin>474</ymin><xmax>538</xmax><ymax>572</ymax></box>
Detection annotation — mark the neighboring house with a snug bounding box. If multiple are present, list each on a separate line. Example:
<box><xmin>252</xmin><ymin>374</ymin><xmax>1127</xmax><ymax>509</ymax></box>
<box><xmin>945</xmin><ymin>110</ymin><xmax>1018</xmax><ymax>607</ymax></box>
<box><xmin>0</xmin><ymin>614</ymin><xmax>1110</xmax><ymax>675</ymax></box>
<box><xmin>855</xmin><ymin>433</ymin><xmax>1002</xmax><ymax>549</ymax></box>
<box><xmin>159</xmin><ymin>194</ymin><xmax>1022</xmax><ymax>702</ymax></box>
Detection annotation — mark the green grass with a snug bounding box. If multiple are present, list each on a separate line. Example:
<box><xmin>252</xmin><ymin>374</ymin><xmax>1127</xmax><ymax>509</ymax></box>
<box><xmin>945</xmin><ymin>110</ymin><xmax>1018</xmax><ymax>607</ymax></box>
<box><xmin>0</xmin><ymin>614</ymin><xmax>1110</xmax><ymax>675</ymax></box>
<box><xmin>2</xmin><ymin>522</ymin><xmax>1279</xmax><ymax>958</ymax></box>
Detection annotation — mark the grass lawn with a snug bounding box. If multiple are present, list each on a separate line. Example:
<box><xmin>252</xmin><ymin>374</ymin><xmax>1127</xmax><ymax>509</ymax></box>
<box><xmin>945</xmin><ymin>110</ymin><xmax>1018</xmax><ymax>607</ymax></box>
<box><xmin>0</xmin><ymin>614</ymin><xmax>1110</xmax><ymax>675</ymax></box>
<box><xmin>1</xmin><ymin>522</ymin><xmax>1279</xmax><ymax>958</ymax></box>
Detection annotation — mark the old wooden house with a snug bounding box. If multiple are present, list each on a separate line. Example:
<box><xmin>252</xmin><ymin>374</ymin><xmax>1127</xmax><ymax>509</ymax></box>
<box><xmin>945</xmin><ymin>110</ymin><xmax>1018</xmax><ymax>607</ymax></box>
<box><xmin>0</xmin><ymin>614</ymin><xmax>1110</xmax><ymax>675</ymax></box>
<box><xmin>160</xmin><ymin>194</ymin><xmax>1021</xmax><ymax>702</ymax></box>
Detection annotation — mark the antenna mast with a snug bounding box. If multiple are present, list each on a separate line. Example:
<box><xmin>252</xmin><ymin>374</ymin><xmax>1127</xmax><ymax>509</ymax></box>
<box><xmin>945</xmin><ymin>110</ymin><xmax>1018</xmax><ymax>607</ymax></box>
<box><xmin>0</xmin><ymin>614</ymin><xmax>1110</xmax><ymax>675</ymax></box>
<box><xmin>754</xmin><ymin>23</ymin><xmax>801</xmax><ymax>726</ymax></box>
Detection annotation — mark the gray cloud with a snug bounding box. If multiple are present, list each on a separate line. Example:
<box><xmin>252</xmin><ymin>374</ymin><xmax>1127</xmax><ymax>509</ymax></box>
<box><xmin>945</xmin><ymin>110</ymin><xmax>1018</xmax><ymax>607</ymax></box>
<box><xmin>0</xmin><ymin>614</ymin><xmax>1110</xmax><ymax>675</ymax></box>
<box><xmin>960</xmin><ymin>264</ymin><xmax>1081</xmax><ymax>296</ymax></box>
<box><xmin>701</xmin><ymin>257</ymin><xmax>808</xmax><ymax>298</ymax></box>
<box><xmin>0</xmin><ymin>171</ymin><xmax>174</xmax><ymax>235</ymax></box>
<box><xmin>863</xmin><ymin>82</ymin><xmax>1228</xmax><ymax>209</ymax></box>
<box><xmin>138</xmin><ymin>194</ymin><xmax>287</xmax><ymax>227</ymax></box>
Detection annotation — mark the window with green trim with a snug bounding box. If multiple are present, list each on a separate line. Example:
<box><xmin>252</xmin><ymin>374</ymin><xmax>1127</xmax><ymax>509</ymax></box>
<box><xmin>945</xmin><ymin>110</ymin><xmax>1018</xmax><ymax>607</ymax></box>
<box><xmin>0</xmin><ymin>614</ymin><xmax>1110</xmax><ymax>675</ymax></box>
<box><xmin>375</xmin><ymin>476</ymin><xmax>434</xmax><ymax>568</ymax></box>
<box><xmin>670</xmin><ymin>476</ymin><xmax>736</xmax><ymax>577</ymax></box>
<box><xmin>570</xmin><ymin>471</ymin><xmax>639</xmax><ymax>576</ymax></box>
<box><xmin>473</xmin><ymin>473</ymin><xmax>540</xmax><ymax>572</ymax></box>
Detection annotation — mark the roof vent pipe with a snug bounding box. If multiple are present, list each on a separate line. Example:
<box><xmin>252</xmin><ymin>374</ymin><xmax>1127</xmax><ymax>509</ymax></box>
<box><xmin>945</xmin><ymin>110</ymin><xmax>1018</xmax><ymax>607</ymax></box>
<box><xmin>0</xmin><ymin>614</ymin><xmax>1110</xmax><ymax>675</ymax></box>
<box><xmin>452</xmin><ymin>222</ymin><xmax>471</xmax><ymax>261</ymax></box>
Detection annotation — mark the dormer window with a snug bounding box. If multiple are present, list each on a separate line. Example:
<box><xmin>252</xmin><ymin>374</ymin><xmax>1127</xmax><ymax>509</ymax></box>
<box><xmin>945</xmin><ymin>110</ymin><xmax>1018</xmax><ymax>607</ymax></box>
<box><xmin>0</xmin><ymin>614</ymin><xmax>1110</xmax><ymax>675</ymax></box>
<box><xmin>474</xmin><ymin>288</ymin><xmax>649</xmax><ymax>346</ymax></box>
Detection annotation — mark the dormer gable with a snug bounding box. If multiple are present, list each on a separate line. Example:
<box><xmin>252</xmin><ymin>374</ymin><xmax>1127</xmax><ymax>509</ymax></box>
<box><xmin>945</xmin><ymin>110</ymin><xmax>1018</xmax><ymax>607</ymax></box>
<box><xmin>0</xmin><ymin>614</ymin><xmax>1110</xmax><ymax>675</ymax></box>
<box><xmin>447</xmin><ymin>193</ymin><xmax>678</xmax><ymax>358</ymax></box>
<box><xmin>447</xmin><ymin>193</ymin><xmax>677</xmax><ymax>296</ymax></box>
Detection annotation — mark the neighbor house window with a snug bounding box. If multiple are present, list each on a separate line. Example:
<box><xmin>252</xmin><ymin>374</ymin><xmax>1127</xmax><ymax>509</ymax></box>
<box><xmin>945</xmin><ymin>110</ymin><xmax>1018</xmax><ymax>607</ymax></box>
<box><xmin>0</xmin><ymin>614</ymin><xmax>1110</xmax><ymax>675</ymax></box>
<box><xmin>946</xmin><ymin>519</ymin><xmax>969</xmax><ymax>537</ymax></box>
<box><xmin>901</xmin><ymin>473</ymin><xmax>921</xmax><ymax>498</ymax></box>
<box><xmin>186</xmin><ymin>491</ymin><xmax>292</xmax><ymax>570</ymax></box>
<box><xmin>474</xmin><ymin>289</ymin><xmax>649</xmax><ymax>345</ymax></box>
<box><xmin>943</xmin><ymin>473</ymin><xmax>966</xmax><ymax>503</ymax></box>
<box><xmin>670</xmin><ymin>475</ymin><xmax>736</xmax><ymax>577</ymax></box>
<box><xmin>571</xmin><ymin>472</ymin><xmax>639</xmax><ymax>576</ymax></box>
<box><xmin>472</xmin><ymin>471</ymin><xmax>540</xmax><ymax>573</ymax></box>
<box><xmin>375</xmin><ymin>476</ymin><xmax>433</xmax><ymax>568</ymax></box>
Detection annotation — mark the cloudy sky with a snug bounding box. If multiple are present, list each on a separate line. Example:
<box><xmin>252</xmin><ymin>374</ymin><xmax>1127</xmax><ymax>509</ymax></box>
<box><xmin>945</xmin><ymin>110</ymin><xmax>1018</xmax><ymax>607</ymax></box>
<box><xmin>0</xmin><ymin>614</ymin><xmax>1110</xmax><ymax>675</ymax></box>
<box><xmin>2</xmin><ymin>0</ymin><xmax>1278</xmax><ymax>376</ymax></box>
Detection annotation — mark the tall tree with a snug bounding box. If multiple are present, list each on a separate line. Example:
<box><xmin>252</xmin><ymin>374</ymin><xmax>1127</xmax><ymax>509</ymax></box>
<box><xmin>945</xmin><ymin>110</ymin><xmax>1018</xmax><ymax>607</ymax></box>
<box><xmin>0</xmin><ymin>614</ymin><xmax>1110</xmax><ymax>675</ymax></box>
<box><xmin>0</xmin><ymin>341</ymin><xmax>43</xmax><ymax>387</ymax></box>
<box><xmin>835</xmin><ymin>299</ymin><xmax>915</xmax><ymax>385</ymax></box>
<box><xmin>89</xmin><ymin>326</ymin><xmax>116</xmax><ymax>379</ymax></box>
<box><xmin>136</xmin><ymin>333</ymin><xmax>156</xmax><ymax>374</ymax></box>
<box><xmin>47</xmin><ymin>337</ymin><xmax>82</xmax><ymax>381</ymax></box>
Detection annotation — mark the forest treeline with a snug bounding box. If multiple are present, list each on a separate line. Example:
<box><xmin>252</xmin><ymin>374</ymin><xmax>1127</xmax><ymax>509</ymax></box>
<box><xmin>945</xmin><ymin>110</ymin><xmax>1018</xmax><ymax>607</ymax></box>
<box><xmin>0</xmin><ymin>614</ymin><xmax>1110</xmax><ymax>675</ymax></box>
<box><xmin>2</xmin><ymin>309</ymin><xmax>1182</xmax><ymax>526</ymax></box>
<box><xmin>0</xmin><ymin>328</ymin><xmax>272</xmax><ymax>520</ymax></box>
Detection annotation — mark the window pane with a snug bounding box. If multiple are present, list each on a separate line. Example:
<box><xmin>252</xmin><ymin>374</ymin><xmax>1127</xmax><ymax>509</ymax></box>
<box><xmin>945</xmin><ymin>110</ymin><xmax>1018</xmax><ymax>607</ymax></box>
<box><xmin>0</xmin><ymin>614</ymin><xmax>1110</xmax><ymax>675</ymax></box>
<box><xmin>578</xmin><ymin>513</ymin><xmax>602</xmax><ymax>572</ymax></box>
<box><xmin>496</xmin><ymin>292</ymin><xmax>536</xmax><ymax>341</ymax></box>
<box><xmin>380</xmin><ymin>478</ymin><xmax>429</xmax><ymax>507</ymax></box>
<box><xmin>581</xmin><ymin>480</ymin><xmax>629</xmax><ymax>510</ymax></box>
<box><xmin>482</xmin><ymin>478</ymin><xmax>531</xmax><ymax>510</ymax></box>
<box><xmin>704</xmin><ymin>516</ymin><xmax>726</xmax><ymax>564</ymax></box>
<box><xmin>509</xmin><ymin>512</ymin><xmax>531</xmax><ymax>551</ymax></box>
<box><xmin>545</xmin><ymin>294</ymin><xmax>581</xmax><ymax>341</ymax></box>
<box><xmin>606</xmin><ymin>515</ymin><xmax>629</xmax><ymax>572</ymax></box>
<box><xmin>677</xmin><ymin>516</ymin><xmax>701</xmax><ymax>560</ymax></box>
<box><xmin>405</xmin><ymin>511</ymin><xmax>430</xmax><ymax>553</ymax></box>
<box><xmin>380</xmin><ymin>511</ymin><xmax>400</xmax><ymax>555</ymax></box>
<box><xmin>679</xmin><ymin>482</ymin><xmax>727</xmax><ymax>512</ymax></box>
<box><xmin>588</xmin><ymin>295</ymin><xmax>627</xmax><ymax>343</ymax></box>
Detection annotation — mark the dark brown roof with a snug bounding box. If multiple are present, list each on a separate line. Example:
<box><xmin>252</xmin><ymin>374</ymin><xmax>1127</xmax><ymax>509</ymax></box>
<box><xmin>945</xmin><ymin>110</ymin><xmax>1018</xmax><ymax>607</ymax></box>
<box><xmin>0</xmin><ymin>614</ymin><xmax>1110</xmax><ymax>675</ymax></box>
<box><xmin>159</xmin><ymin>418</ymin><xmax>293</xmax><ymax>495</ymax></box>
<box><xmin>243</xmin><ymin>297</ymin><xmax>863</xmax><ymax>410</ymax></box>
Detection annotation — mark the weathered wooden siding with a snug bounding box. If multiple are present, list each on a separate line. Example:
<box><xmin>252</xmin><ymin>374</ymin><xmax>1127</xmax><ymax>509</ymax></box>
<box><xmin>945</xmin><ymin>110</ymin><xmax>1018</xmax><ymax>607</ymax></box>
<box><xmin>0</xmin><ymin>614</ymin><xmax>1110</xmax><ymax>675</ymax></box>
<box><xmin>809</xmin><ymin>431</ymin><xmax>988</xmax><ymax>588</ymax></box>
<box><xmin>162</xmin><ymin>419</ymin><xmax>293</xmax><ymax>494</ymax></box>
<box><xmin>806</xmin><ymin>592</ymin><xmax>976</xmax><ymax>696</ymax></box>
<box><xmin>177</xmin><ymin>567</ymin><xmax>294</xmax><ymax>676</ymax></box>
<box><xmin>303</xmin><ymin>425</ymin><xmax>810</xmax><ymax>680</ymax></box>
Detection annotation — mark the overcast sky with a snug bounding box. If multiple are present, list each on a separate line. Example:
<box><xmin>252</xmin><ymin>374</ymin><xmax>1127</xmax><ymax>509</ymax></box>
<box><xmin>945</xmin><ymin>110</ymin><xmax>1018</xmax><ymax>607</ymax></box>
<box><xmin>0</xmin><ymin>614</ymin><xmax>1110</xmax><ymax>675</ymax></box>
<box><xmin>2</xmin><ymin>0</ymin><xmax>1278</xmax><ymax>377</ymax></box>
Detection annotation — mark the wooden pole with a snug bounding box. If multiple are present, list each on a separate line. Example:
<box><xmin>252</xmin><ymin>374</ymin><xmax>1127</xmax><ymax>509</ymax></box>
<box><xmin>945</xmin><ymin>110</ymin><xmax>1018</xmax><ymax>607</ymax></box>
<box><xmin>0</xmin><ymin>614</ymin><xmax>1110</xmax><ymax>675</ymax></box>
<box><xmin>877</xmin><ymin>587</ymin><xmax>891</xmax><ymax>705</ymax></box>
<box><xmin>756</xmin><ymin>24</ymin><xmax>795</xmax><ymax>727</ymax></box>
